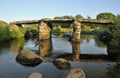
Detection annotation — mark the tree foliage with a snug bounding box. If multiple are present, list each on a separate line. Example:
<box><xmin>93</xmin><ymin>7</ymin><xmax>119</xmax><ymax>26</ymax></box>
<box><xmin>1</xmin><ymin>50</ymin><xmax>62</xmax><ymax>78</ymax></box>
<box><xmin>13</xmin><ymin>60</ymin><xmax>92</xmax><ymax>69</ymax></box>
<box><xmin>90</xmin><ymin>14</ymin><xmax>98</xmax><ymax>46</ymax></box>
<box><xmin>10</xmin><ymin>24</ymin><xmax>26</xmax><ymax>39</ymax></box>
<box><xmin>0</xmin><ymin>21</ymin><xmax>11</xmax><ymax>41</ymax></box>
<box><xmin>108</xmin><ymin>15</ymin><xmax>120</xmax><ymax>48</ymax></box>
<box><xmin>75</xmin><ymin>14</ymin><xmax>83</xmax><ymax>20</ymax></box>
<box><xmin>96</xmin><ymin>12</ymin><xmax>116</xmax><ymax>20</ymax></box>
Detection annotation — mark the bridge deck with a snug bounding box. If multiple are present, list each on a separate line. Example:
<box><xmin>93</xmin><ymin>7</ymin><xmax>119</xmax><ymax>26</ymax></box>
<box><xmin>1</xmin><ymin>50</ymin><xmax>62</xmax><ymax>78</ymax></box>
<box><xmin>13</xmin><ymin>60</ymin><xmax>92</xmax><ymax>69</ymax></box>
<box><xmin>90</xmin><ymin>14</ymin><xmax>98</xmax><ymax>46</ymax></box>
<box><xmin>10</xmin><ymin>19</ymin><xmax>114</xmax><ymax>25</ymax></box>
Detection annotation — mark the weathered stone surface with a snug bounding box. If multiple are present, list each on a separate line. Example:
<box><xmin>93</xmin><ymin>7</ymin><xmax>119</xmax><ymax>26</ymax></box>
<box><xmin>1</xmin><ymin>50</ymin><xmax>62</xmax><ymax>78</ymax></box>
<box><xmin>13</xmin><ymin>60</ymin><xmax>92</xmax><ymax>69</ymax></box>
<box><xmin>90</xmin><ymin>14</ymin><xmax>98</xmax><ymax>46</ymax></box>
<box><xmin>10</xmin><ymin>19</ymin><xmax>113</xmax><ymax>25</ymax></box>
<box><xmin>16</xmin><ymin>49</ymin><xmax>42</xmax><ymax>66</ymax></box>
<box><xmin>53</xmin><ymin>58</ymin><xmax>71</xmax><ymax>70</ymax></box>
<box><xmin>72</xmin><ymin>21</ymin><xmax>81</xmax><ymax>42</ymax></box>
<box><xmin>28</xmin><ymin>72</ymin><xmax>42</xmax><ymax>78</ymax></box>
<box><xmin>38</xmin><ymin>21</ymin><xmax>51</xmax><ymax>40</ymax></box>
<box><xmin>39</xmin><ymin>39</ymin><xmax>52</xmax><ymax>57</ymax></box>
<box><xmin>66</xmin><ymin>67</ymin><xmax>86</xmax><ymax>78</ymax></box>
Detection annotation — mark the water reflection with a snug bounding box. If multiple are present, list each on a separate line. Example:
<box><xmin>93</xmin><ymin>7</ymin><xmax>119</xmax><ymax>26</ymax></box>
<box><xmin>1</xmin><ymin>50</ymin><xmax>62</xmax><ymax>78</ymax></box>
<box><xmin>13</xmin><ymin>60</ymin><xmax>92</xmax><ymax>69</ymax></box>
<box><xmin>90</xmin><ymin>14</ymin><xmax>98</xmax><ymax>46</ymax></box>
<box><xmin>0</xmin><ymin>35</ymin><xmax>120</xmax><ymax>78</ymax></box>
<box><xmin>38</xmin><ymin>39</ymin><xmax>52</xmax><ymax>57</ymax></box>
<box><xmin>10</xmin><ymin>38</ymin><xmax>25</xmax><ymax>53</ymax></box>
<box><xmin>72</xmin><ymin>42</ymin><xmax>80</xmax><ymax>61</ymax></box>
<box><xmin>81</xmin><ymin>35</ymin><xmax>93</xmax><ymax>43</ymax></box>
<box><xmin>105</xmin><ymin>63</ymin><xmax>120</xmax><ymax>78</ymax></box>
<box><xmin>81</xmin><ymin>35</ymin><xmax>107</xmax><ymax>48</ymax></box>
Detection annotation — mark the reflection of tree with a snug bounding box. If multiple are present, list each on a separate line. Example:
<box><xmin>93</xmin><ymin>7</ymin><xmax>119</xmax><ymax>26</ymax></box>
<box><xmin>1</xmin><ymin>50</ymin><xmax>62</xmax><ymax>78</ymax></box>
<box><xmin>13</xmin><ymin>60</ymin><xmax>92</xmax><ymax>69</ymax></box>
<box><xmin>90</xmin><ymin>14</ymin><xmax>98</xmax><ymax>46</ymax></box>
<box><xmin>94</xmin><ymin>36</ymin><xmax>107</xmax><ymax>48</ymax></box>
<box><xmin>105</xmin><ymin>63</ymin><xmax>120</xmax><ymax>78</ymax></box>
<box><xmin>0</xmin><ymin>41</ymin><xmax>10</xmax><ymax>54</ymax></box>
<box><xmin>11</xmin><ymin>38</ymin><xmax>25</xmax><ymax>52</ymax></box>
<box><xmin>81</xmin><ymin>35</ymin><xmax>93</xmax><ymax>43</ymax></box>
<box><xmin>39</xmin><ymin>39</ymin><xmax>52</xmax><ymax>57</ymax></box>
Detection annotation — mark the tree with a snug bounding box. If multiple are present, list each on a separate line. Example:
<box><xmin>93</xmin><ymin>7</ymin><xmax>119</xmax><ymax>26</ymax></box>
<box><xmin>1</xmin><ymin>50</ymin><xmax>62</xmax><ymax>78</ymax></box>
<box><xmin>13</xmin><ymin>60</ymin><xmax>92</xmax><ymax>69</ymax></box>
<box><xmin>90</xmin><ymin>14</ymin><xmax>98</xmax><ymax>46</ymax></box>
<box><xmin>108</xmin><ymin>15</ymin><xmax>120</xmax><ymax>49</ymax></box>
<box><xmin>96</xmin><ymin>12</ymin><xmax>116</xmax><ymax>20</ymax></box>
<box><xmin>0</xmin><ymin>21</ymin><xmax>11</xmax><ymax>41</ymax></box>
<box><xmin>87</xmin><ymin>15</ymin><xmax>91</xmax><ymax>19</ymax></box>
<box><xmin>54</xmin><ymin>16</ymin><xmax>62</xmax><ymax>19</ymax></box>
<box><xmin>61</xmin><ymin>15</ymin><xmax>74</xmax><ymax>19</ymax></box>
<box><xmin>75</xmin><ymin>14</ymin><xmax>83</xmax><ymax>20</ymax></box>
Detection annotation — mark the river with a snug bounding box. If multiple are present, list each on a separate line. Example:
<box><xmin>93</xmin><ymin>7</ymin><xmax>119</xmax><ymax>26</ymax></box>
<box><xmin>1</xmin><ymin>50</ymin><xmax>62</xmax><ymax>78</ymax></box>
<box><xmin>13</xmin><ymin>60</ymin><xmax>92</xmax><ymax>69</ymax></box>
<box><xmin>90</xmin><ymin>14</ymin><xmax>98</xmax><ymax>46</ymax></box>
<box><xmin>0</xmin><ymin>35</ymin><xmax>120</xmax><ymax>78</ymax></box>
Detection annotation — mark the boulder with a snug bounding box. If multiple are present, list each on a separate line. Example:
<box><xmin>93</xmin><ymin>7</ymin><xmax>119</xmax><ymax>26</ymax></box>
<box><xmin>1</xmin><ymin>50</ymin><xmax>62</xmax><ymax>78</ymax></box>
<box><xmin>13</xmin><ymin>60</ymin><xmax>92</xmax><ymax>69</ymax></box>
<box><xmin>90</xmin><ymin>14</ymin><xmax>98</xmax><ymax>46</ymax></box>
<box><xmin>16</xmin><ymin>49</ymin><xmax>42</xmax><ymax>66</ymax></box>
<box><xmin>28</xmin><ymin>72</ymin><xmax>42</xmax><ymax>78</ymax></box>
<box><xmin>53</xmin><ymin>58</ymin><xmax>71</xmax><ymax>70</ymax></box>
<box><xmin>66</xmin><ymin>67</ymin><xmax>86</xmax><ymax>78</ymax></box>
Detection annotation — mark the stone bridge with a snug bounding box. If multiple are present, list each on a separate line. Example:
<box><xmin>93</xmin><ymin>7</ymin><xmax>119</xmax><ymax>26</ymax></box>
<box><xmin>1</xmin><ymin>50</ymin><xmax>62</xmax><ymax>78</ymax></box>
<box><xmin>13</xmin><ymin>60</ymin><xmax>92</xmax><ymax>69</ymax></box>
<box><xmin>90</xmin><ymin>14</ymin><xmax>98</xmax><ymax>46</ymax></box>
<box><xmin>10</xmin><ymin>18</ymin><xmax>114</xmax><ymax>42</ymax></box>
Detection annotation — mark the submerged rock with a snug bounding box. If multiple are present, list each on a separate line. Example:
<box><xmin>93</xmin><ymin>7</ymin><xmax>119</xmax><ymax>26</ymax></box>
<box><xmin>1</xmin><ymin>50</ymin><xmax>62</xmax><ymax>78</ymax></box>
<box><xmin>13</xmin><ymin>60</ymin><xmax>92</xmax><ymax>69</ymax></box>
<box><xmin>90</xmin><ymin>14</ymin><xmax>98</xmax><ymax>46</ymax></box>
<box><xmin>53</xmin><ymin>58</ymin><xmax>71</xmax><ymax>70</ymax></box>
<box><xmin>66</xmin><ymin>67</ymin><xmax>86</xmax><ymax>78</ymax></box>
<box><xmin>16</xmin><ymin>49</ymin><xmax>42</xmax><ymax>66</ymax></box>
<box><xmin>28</xmin><ymin>72</ymin><xmax>42</xmax><ymax>78</ymax></box>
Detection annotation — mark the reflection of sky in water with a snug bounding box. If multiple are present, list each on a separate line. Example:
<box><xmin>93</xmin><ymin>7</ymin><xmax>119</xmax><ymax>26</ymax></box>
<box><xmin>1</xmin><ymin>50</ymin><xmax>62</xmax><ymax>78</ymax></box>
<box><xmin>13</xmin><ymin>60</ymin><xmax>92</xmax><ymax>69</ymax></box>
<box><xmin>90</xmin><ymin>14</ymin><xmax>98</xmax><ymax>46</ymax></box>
<box><xmin>52</xmin><ymin>38</ymin><xmax>72</xmax><ymax>53</ymax></box>
<box><xmin>52</xmin><ymin>36</ymin><xmax>107</xmax><ymax>55</ymax></box>
<box><xmin>24</xmin><ymin>39</ymin><xmax>38</xmax><ymax>51</ymax></box>
<box><xmin>81</xmin><ymin>39</ymin><xmax>107</xmax><ymax>54</ymax></box>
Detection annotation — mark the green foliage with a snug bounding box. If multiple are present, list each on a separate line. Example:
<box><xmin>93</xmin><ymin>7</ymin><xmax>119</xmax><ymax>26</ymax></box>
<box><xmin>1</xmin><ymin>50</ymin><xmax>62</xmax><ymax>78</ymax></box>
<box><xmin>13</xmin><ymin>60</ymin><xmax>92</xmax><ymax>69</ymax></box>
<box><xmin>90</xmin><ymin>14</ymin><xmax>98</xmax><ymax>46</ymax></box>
<box><xmin>24</xmin><ymin>24</ymin><xmax>38</xmax><ymax>38</ymax></box>
<box><xmin>11</xmin><ymin>38</ymin><xmax>25</xmax><ymax>52</ymax></box>
<box><xmin>61</xmin><ymin>15</ymin><xmax>74</xmax><ymax>19</ymax></box>
<box><xmin>97</xmin><ymin>29</ymin><xmax>112</xmax><ymax>43</ymax></box>
<box><xmin>53</xmin><ymin>25</ymin><xmax>62</xmax><ymax>36</ymax></box>
<box><xmin>54</xmin><ymin>16</ymin><xmax>62</xmax><ymax>19</ymax></box>
<box><xmin>75</xmin><ymin>14</ymin><xmax>83</xmax><ymax>20</ymax></box>
<box><xmin>10</xmin><ymin>27</ymin><xmax>25</xmax><ymax>39</ymax></box>
<box><xmin>87</xmin><ymin>16</ymin><xmax>91</xmax><ymax>19</ymax></box>
<box><xmin>0</xmin><ymin>21</ymin><xmax>11</xmax><ymax>41</ymax></box>
<box><xmin>24</xmin><ymin>30</ymin><xmax>33</xmax><ymax>38</ymax></box>
<box><xmin>97</xmin><ymin>12</ymin><xmax>116</xmax><ymax>20</ymax></box>
<box><xmin>108</xmin><ymin>15</ymin><xmax>120</xmax><ymax>48</ymax></box>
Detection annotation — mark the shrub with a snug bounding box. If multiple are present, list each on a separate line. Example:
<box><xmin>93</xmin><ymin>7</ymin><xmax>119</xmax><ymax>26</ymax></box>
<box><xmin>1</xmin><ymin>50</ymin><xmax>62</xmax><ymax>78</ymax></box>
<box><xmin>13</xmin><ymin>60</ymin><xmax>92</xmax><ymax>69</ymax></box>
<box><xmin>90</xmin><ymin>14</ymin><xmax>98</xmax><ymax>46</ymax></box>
<box><xmin>0</xmin><ymin>21</ymin><xmax>11</xmax><ymax>41</ymax></box>
<box><xmin>97</xmin><ymin>29</ymin><xmax>112</xmax><ymax>43</ymax></box>
<box><xmin>108</xmin><ymin>15</ymin><xmax>120</xmax><ymax>49</ymax></box>
<box><xmin>10</xmin><ymin>24</ymin><xmax>25</xmax><ymax>39</ymax></box>
<box><xmin>53</xmin><ymin>25</ymin><xmax>62</xmax><ymax>36</ymax></box>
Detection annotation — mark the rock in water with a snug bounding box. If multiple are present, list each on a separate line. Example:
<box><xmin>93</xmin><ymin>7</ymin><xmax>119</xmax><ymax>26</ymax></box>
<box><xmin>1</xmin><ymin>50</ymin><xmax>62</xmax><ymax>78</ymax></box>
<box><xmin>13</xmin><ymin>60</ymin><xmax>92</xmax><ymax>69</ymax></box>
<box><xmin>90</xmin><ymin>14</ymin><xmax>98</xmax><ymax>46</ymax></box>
<box><xmin>53</xmin><ymin>58</ymin><xmax>71</xmax><ymax>70</ymax></box>
<box><xmin>28</xmin><ymin>72</ymin><xmax>42</xmax><ymax>78</ymax></box>
<box><xmin>66</xmin><ymin>67</ymin><xmax>86</xmax><ymax>78</ymax></box>
<box><xmin>16</xmin><ymin>49</ymin><xmax>42</xmax><ymax>66</ymax></box>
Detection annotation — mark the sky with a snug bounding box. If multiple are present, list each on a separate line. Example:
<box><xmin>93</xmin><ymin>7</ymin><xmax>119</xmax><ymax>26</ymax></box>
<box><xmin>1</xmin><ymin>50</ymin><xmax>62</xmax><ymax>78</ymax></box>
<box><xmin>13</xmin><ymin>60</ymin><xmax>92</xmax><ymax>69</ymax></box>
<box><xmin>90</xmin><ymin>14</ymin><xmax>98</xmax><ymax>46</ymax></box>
<box><xmin>0</xmin><ymin>0</ymin><xmax>120</xmax><ymax>22</ymax></box>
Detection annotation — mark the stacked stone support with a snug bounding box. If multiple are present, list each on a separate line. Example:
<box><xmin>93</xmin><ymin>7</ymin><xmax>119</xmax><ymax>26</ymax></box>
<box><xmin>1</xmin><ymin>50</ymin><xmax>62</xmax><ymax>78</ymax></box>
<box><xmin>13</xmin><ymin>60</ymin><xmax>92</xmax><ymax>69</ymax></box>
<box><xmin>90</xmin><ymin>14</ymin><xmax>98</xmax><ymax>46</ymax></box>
<box><xmin>72</xmin><ymin>21</ymin><xmax>81</xmax><ymax>42</ymax></box>
<box><xmin>38</xmin><ymin>21</ymin><xmax>51</xmax><ymax>40</ymax></box>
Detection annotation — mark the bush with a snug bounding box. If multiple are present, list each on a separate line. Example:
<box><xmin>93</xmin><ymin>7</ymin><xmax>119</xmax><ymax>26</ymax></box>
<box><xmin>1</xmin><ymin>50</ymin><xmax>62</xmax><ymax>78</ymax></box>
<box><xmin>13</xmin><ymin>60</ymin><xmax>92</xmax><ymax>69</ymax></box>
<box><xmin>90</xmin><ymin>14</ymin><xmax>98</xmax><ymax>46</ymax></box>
<box><xmin>0</xmin><ymin>21</ymin><xmax>11</xmax><ymax>41</ymax></box>
<box><xmin>53</xmin><ymin>25</ymin><xmax>62</xmax><ymax>36</ymax></box>
<box><xmin>108</xmin><ymin>15</ymin><xmax>120</xmax><ymax>49</ymax></box>
<box><xmin>24</xmin><ymin>24</ymin><xmax>38</xmax><ymax>38</ymax></box>
<box><xmin>24</xmin><ymin>30</ymin><xmax>33</xmax><ymax>39</ymax></box>
<box><xmin>31</xmin><ymin>29</ymin><xmax>38</xmax><ymax>37</ymax></box>
<box><xmin>97</xmin><ymin>29</ymin><xmax>112</xmax><ymax>43</ymax></box>
<box><xmin>10</xmin><ymin>24</ymin><xmax>26</xmax><ymax>39</ymax></box>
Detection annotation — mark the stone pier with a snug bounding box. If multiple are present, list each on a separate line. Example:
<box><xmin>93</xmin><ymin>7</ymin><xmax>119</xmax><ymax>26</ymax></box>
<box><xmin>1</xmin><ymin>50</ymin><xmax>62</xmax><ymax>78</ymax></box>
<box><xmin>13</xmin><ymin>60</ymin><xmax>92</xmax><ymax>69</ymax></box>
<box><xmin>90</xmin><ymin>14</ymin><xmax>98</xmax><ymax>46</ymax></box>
<box><xmin>72</xmin><ymin>21</ymin><xmax>81</xmax><ymax>42</ymax></box>
<box><xmin>38</xmin><ymin>21</ymin><xmax>51</xmax><ymax>40</ymax></box>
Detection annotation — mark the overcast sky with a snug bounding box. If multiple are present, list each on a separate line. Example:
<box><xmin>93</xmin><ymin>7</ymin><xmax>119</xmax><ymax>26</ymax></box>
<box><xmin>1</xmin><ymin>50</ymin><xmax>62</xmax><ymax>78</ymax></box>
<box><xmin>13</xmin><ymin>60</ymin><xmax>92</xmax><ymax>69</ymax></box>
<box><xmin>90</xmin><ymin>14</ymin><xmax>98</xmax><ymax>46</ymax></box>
<box><xmin>0</xmin><ymin>0</ymin><xmax>120</xmax><ymax>22</ymax></box>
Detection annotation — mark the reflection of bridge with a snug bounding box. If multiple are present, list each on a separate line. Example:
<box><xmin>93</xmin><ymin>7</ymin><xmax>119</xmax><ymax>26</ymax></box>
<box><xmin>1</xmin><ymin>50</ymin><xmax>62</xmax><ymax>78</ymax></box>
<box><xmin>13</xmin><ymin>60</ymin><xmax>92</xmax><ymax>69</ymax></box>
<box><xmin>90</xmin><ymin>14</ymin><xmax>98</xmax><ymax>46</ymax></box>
<box><xmin>10</xmin><ymin>18</ymin><xmax>114</xmax><ymax>42</ymax></box>
<box><xmin>37</xmin><ymin>39</ymin><xmax>119</xmax><ymax>62</ymax></box>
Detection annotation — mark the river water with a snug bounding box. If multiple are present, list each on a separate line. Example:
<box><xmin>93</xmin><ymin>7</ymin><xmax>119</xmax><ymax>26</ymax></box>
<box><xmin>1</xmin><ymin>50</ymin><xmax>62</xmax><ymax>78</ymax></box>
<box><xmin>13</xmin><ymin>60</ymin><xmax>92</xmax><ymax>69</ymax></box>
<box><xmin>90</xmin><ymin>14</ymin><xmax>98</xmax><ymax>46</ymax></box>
<box><xmin>0</xmin><ymin>35</ymin><xmax>120</xmax><ymax>78</ymax></box>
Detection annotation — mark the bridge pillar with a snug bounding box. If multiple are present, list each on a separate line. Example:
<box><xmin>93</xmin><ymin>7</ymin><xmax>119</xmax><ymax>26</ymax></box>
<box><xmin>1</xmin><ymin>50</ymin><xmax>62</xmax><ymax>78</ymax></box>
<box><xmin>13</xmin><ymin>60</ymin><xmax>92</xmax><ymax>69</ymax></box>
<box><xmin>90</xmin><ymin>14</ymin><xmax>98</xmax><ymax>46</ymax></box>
<box><xmin>38</xmin><ymin>21</ymin><xmax>51</xmax><ymax>40</ymax></box>
<box><xmin>72</xmin><ymin>21</ymin><xmax>81</xmax><ymax>42</ymax></box>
